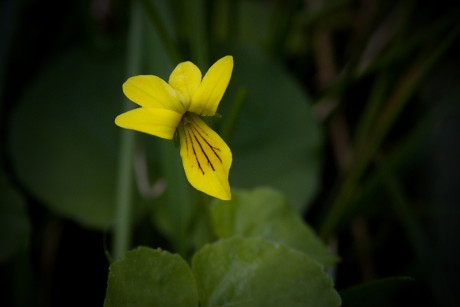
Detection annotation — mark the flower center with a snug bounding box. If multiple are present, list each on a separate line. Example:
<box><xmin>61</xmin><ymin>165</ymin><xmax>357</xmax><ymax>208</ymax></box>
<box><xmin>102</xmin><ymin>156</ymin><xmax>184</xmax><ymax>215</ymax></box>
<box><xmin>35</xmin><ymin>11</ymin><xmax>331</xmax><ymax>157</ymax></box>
<box><xmin>181</xmin><ymin>111</ymin><xmax>196</xmax><ymax>126</ymax></box>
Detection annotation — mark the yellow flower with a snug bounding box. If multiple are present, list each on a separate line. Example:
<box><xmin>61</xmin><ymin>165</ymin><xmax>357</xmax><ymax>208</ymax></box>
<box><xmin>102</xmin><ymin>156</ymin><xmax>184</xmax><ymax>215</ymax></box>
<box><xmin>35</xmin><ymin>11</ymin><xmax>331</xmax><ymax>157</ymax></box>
<box><xmin>115</xmin><ymin>56</ymin><xmax>233</xmax><ymax>200</ymax></box>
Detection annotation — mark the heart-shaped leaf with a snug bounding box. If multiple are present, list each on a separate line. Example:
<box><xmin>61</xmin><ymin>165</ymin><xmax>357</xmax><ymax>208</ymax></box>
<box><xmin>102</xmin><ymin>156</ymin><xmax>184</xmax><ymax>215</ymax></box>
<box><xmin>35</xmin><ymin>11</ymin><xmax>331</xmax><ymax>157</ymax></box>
<box><xmin>210</xmin><ymin>187</ymin><xmax>338</xmax><ymax>266</ymax></box>
<box><xmin>104</xmin><ymin>247</ymin><xmax>199</xmax><ymax>307</ymax></box>
<box><xmin>192</xmin><ymin>237</ymin><xmax>341</xmax><ymax>307</ymax></box>
<box><xmin>8</xmin><ymin>47</ymin><xmax>124</xmax><ymax>229</ymax></box>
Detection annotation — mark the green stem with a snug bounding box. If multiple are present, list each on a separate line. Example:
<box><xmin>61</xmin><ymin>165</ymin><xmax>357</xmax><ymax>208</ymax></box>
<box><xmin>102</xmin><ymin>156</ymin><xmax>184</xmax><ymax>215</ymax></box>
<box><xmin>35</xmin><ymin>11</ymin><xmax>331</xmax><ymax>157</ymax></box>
<box><xmin>141</xmin><ymin>0</ymin><xmax>181</xmax><ymax>63</ymax></box>
<box><xmin>211</xmin><ymin>0</ymin><xmax>230</xmax><ymax>43</ymax></box>
<box><xmin>319</xmin><ymin>25</ymin><xmax>460</xmax><ymax>239</ymax></box>
<box><xmin>353</xmin><ymin>72</ymin><xmax>388</xmax><ymax>151</ymax></box>
<box><xmin>211</xmin><ymin>0</ymin><xmax>239</xmax><ymax>44</ymax></box>
<box><xmin>112</xmin><ymin>0</ymin><xmax>143</xmax><ymax>260</ymax></box>
<box><xmin>220</xmin><ymin>87</ymin><xmax>247</xmax><ymax>142</ymax></box>
<box><xmin>361</xmin><ymin>9</ymin><xmax>459</xmax><ymax>77</ymax></box>
<box><xmin>159</xmin><ymin>140</ymin><xmax>194</xmax><ymax>256</ymax></box>
<box><xmin>184</xmin><ymin>0</ymin><xmax>208</xmax><ymax>67</ymax></box>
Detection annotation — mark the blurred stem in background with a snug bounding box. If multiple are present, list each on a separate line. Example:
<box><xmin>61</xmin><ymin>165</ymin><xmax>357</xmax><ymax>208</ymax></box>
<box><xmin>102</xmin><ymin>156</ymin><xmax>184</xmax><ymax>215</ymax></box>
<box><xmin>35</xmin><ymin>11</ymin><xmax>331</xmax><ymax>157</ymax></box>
<box><xmin>141</xmin><ymin>0</ymin><xmax>181</xmax><ymax>63</ymax></box>
<box><xmin>319</xmin><ymin>24</ymin><xmax>460</xmax><ymax>239</ymax></box>
<box><xmin>220</xmin><ymin>87</ymin><xmax>247</xmax><ymax>142</ymax></box>
<box><xmin>211</xmin><ymin>0</ymin><xmax>238</xmax><ymax>44</ymax></box>
<box><xmin>112</xmin><ymin>0</ymin><xmax>143</xmax><ymax>261</ymax></box>
<box><xmin>184</xmin><ymin>0</ymin><xmax>208</xmax><ymax>68</ymax></box>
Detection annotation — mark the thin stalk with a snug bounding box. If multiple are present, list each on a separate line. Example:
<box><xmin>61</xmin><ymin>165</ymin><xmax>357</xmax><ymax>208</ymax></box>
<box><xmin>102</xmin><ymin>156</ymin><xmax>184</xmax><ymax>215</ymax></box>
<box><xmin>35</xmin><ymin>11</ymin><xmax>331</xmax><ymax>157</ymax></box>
<box><xmin>212</xmin><ymin>0</ymin><xmax>231</xmax><ymax>43</ymax></box>
<box><xmin>220</xmin><ymin>87</ymin><xmax>247</xmax><ymax>142</ymax></box>
<box><xmin>344</xmin><ymin>108</ymin><xmax>433</xmax><ymax>230</ymax></box>
<box><xmin>211</xmin><ymin>0</ymin><xmax>241</xmax><ymax>44</ymax></box>
<box><xmin>112</xmin><ymin>0</ymin><xmax>143</xmax><ymax>260</ymax></box>
<box><xmin>159</xmin><ymin>140</ymin><xmax>194</xmax><ymax>256</ymax></box>
<box><xmin>361</xmin><ymin>9</ymin><xmax>459</xmax><ymax>76</ymax></box>
<box><xmin>354</xmin><ymin>72</ymin><xmax>389</xmax><ymax>152</ymax></box>
<box><xmin>319</xmin><ymin>25</ymin><xmax>460</xmax><ymax>239</ymax></box>
<box><xmin>184</xmin><ymin>0</ymin><xmax>208</xmax><ymax>68</ymax></box>
<box><xmin>227</xmin><ymin>0</ymin><xmax>239</xmax><ymax>43</ymax></box>
<box><xmin>141</xmin><ymin>0</ymin><xmax>181</xmax><ymax>63</ymax></box>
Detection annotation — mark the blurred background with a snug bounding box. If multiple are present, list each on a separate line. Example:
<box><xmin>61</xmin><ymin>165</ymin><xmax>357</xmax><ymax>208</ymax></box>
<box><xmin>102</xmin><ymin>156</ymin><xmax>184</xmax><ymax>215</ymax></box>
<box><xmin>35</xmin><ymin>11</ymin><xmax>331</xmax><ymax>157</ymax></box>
<box><xmin>1</xmin><ymin>0</ymin><xmax>459</xmax><ymax>306</ymax></box>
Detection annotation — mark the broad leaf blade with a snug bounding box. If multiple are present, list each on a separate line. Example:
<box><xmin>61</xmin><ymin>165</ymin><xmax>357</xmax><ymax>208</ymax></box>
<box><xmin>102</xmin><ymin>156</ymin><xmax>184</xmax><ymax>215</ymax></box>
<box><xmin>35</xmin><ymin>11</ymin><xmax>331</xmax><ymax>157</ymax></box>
<box><xmin>8</xmin><ymin>47</ymin><xmax>123</xmax><ymax>229</ymax></box>
<box><xmin>210</xmin><ymin>187</ymin><xmax>338</xmax><ymax>266</ymax></box>
<box><xmin>104</xmin><ymin>247</ymin><xmax>199</xmax><ymax>307</ymax></box>
<box><xmin>192</xmin><ymin>237</ymin><xmax>341</xmax><ymax>307</ymax></box>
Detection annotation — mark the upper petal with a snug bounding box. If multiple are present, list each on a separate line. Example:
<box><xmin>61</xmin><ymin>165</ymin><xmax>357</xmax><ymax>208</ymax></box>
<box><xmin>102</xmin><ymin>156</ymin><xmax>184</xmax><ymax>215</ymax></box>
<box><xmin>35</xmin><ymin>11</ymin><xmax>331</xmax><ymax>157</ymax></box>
<box><xmin>123</xmin><ymin>75</ymin><xmax>185</xmax><ymax>113</ymax></box>
<box><xmin>189</xmin><ymin>56</ymin><xmax>233</xmax><ymax>116</ymax></box>
<box><xmin>115</xmin><ymin>107</ymin><xmax>182</xmax><ymax>140</ymax></box>
<box><xmin>168</xmin><ymin>61</ymin><xmax>202</xmax><ymax>109</ymax></box>
<box><xmin>179</xmin><ymin>114</ymin><xmax>232</xmax><ymax>200</ymax></box>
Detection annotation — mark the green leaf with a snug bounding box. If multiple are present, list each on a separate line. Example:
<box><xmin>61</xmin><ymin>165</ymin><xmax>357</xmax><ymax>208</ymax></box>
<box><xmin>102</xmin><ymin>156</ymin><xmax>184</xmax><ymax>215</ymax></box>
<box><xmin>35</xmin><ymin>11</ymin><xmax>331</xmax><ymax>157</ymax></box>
<box><xmin>8</xmin><ymin>46</ymin><xmax>124</xmax><ymax>229</ymax></box>
<box><xmin>192</xmin><ymin>237</ymin><xmax>341</xmax><ymax>307</ymax></box>
<box><xmin>210</xmin><ymin>187</ymin><xmax>338</xmax><ymax>266</ymax></box>
<box><xmin>104</xmin><ymin>246</ymin><xmax>199</xmax><ymax>307</ymax></box>
<box><xmin>221</xmin><ymin>47</ymin><xmax>322</xmax><ymax>212</ymax></box>
<box><xmin>0</xmin><ymin>173</ymin><xmax>30</xmax><ymax>263</ymax></box>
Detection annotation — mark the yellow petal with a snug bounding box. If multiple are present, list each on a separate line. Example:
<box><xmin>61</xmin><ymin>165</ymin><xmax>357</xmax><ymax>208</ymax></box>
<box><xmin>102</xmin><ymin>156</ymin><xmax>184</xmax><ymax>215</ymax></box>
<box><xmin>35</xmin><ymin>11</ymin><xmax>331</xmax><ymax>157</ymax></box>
<box><xmin>168</xmin><ymin>61</ymin><xmax>202</xmax><ymax>109</ymax></box>
<box><xmin>189</xmin><ymin>55</ymin><xmax>233</xmax><ymax>116</ymax></box>
<box><xmin>115</xmin><ymin>107</ymin><xmax>182</xmax><ymax>140</ymax></box>
<box><xmin>179</xmin><ymin>114</ymin><xmax>232</xmax><ymax>200</ymax></box>
<box><xmin>123</xmin><ymin>75</ymin><xmax>185</xmax><ymax>113</ymax></box>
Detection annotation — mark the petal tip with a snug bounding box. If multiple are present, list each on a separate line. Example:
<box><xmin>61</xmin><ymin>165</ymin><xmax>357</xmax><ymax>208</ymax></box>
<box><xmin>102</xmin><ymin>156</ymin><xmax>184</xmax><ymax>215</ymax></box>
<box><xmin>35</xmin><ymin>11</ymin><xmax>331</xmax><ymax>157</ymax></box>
<box><xmin>218</xmin><ymin>191</ymin><xmax>232</xmax><ymax>201</ymax></box>
<box><xmin>222</xmin><ymin>55</ymin><xmax>233</xmax><ymax>61</ymax></box>
<box><xmin>220</xmin><ymin>55</ymin><xmax>234</xmax><ymax>68</ymax></box>
<box><xmin>203</xmin><ymin>187</ymin><xmax>232</xmax><ymax>201</ymax></box>
<box><xmin>114</xmin><ymin>114</ymin><xmax>124</xmax><ymax>127</ymax></box>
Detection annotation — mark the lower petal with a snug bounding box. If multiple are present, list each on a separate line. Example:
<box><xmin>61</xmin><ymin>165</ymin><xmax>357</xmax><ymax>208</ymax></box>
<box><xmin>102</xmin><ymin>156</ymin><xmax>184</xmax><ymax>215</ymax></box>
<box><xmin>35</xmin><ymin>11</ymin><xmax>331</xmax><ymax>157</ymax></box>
<box><xmin>115</xmin><ymin>107</ymin><xmax>182</xmax><ymax>140</ymax></box>
<box><xmin>179</xmin><ymin>114</ymin><xmax>232</xmax><ymax>200</ymax></box>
